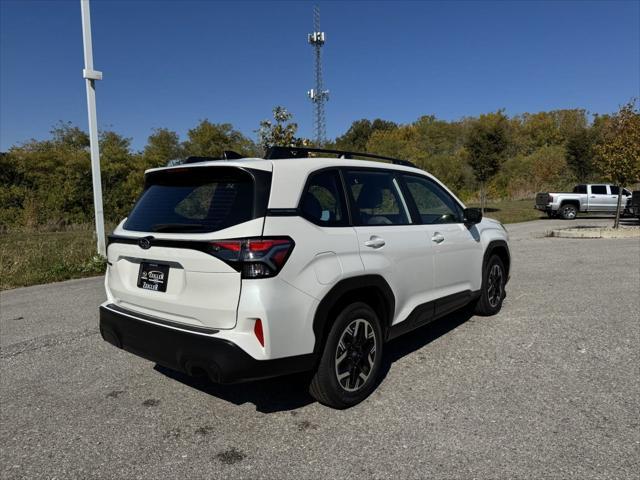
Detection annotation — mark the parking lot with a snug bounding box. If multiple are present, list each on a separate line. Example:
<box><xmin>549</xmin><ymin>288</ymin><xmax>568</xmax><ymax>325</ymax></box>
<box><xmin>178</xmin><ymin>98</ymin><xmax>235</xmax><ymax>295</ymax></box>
<box><xmin>1</xmin><ymin>218</ymin><xmax>639</xmax><ymax>479</ymax></box>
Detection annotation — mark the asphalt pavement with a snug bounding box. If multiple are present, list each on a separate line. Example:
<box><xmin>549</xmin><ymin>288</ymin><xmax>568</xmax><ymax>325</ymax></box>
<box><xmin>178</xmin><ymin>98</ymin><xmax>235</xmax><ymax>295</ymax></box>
<box><xmin>1</xmin><ymin>217</ymin><xmax>639</xmax><ymax>479</ymax></box>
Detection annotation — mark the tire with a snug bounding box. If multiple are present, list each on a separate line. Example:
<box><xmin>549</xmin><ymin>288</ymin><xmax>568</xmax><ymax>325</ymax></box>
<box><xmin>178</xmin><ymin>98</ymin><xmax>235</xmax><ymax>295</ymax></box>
<box><xmin>559</xmin><ymin>203</ymin><xmax>578</xmax><ymax>220</ymax></box>
<box><xmin>309</xmin><ymin>302</ymin><xmax>383</xmax><ymax>409</ymax></box>
<box><xmin>546</xmin><ymin>211</ymin><xmax>556</xmax><ymax>219</ymax></box>
<box><xmin>474</xmin><ymin>255</ymin><xmax>507</xmax><ymax>316</ymax></box>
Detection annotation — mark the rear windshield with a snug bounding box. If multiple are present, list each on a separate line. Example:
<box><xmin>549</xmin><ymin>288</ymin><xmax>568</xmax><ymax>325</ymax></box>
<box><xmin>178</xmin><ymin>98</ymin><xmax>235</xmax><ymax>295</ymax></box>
<box><xmin>124</xmin><ymin>167</ymin><xmax>259</xmax><ymax>233</ymax></box>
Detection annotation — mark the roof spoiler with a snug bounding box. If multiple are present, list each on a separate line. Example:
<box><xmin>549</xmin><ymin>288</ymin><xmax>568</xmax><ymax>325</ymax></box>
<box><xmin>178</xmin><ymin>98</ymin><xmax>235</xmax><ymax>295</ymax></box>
<box><xmin>181</xmin><ymin>151</ymin><xmax>244</xmax><ymax>164</ymax></box>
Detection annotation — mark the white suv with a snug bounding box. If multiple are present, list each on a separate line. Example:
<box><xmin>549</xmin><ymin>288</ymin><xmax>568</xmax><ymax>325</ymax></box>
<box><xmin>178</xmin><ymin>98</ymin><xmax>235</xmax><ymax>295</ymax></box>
<box><xmin>100</xmin><ymin>147</ymin><xmax>510</xmax><ymax>408</ymax></box>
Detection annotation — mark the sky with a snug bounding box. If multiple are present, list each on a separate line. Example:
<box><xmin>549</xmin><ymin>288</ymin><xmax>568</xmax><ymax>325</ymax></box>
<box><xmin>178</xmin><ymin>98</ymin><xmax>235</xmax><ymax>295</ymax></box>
<box><xmin>1</xmin><ymin>0</ymin><xmax>639</xmax><ymax>151</ymax></box>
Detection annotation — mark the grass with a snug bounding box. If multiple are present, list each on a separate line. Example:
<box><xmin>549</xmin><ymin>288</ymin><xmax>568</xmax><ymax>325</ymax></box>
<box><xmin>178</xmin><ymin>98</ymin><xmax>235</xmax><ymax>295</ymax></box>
<box><xmin>0</xmin><ymin>199</ymin><xmax>541</xmax><ymax>291</ymax></box>
<box><xmin>0</xmin><ymin>229</ymin><xmax>106</xmax><ymax>291</ymax></box>
<box><xmin>468</xmin><ymin>198</ymin><xmax>543</xmax><ymax>224</ymax></box>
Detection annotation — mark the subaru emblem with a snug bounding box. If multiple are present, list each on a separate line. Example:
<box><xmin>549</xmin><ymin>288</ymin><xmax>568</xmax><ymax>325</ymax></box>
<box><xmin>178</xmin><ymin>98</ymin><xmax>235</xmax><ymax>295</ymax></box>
<box><xmin>139</xmin><ymin>237</ymin><xmax>152</xmax><ymax>250</ymax></box>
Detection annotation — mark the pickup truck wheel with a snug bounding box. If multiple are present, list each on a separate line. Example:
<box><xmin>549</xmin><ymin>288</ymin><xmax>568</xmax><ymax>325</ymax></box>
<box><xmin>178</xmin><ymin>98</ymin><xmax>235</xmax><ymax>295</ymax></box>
<box><xmin>309</xmin><ymin>302</ymin><xmax>383</xmax><ymax>409</ymax></box>
<box><xmin>475</xmin><ymin>255</ymin><xmax>506</xmax><ymax>316</ymax></box>
<box><xmin>560</xmin><ymin>204</ymin><xmax>578</xmax><ymax>220</ymax></box>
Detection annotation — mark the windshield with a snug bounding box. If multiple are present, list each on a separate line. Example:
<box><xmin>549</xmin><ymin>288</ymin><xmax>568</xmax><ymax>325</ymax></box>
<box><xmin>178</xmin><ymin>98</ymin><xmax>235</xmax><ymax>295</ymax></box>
<box><xmin>124</xmin><ymin>167</ymin><xmax>257</xmax><ymax>233</ymax></box>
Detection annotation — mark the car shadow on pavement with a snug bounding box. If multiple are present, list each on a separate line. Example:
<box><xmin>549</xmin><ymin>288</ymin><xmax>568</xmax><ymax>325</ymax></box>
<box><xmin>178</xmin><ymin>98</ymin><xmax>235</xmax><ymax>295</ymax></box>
<box><xmin>377</xmin><ymin>307</ymin><xmax>474</xmax><ymax>384</ymax></box>
<box><xmin>540</xmin><ymin>215</ymin><xmax>638</xmax><ymax>224</ymax></box>
<box><xmin>154</xmin><ymin>364</ymin><xmax>316</xmax><ymax>413</ymax></box>
<box><xmin>540</xmin><ymin>214</ymin><xmax>627</xmax><ymax>221</ymax></box>
<box><xmin>154</xmin><ymin>307</ymin><xmax>475</xmax><ymax>414</ymax></box>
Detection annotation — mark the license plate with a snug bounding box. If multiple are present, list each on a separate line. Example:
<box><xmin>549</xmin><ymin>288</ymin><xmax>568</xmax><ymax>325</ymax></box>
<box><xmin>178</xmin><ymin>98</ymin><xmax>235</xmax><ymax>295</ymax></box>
<box><xmin>137</xmin><ymin>262</ymin><xmax>170</xmax><ymax>292</ymax></box>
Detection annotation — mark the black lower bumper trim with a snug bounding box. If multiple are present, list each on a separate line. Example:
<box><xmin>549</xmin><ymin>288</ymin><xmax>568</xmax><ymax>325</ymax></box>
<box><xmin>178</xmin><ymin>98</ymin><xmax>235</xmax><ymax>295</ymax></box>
<box><xmin>99</xmin><ymin>305</ymin><xmax>317</xmax><ymax>384</ymax></box>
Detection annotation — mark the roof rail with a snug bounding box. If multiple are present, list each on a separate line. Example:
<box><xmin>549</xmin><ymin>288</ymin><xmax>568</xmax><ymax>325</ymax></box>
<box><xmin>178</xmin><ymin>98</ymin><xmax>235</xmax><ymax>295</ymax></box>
<box><xmin>182</xmin><ymin>150</ymin><xmax>244</xmax><ymax>164</ymax></box>
<box><xmin>265</xmin><ymin>146</ymin><xmax>417</xmax><ymax>168</ymax></box>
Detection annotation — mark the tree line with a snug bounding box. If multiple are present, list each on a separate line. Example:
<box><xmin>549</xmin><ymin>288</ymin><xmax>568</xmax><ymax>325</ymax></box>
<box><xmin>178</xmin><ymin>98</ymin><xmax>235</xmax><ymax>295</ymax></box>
<box><xmin>1</xmin><ymin>102</ymin><xmax>638</xmax><ymax>230</ymax></box>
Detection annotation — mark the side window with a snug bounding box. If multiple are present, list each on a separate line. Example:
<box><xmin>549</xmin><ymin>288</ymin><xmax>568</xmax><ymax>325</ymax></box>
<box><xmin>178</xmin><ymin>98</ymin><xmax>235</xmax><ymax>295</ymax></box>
<box><xmin>345</xmin><ymin>170</ymin><xmax>410</xmax><ymax>225</ymax></box>
<box><xmin>300</xmin><ymin>170</ymin><xmax>346</xmax><ymax>226</ymax></box>
<box><xmin>610</xmin><ymin>185</ymin><xmax>619</xmax><ymax>195</ymax></box>
<box><xmin>591</xmin><ymin>185</ymin><xmax>607</xmax><ymax>195</ymax></box>
<box><xmin>402</xmin><ymin>174</ymin><xmax>462</xmax><ymax>224</ymax></box>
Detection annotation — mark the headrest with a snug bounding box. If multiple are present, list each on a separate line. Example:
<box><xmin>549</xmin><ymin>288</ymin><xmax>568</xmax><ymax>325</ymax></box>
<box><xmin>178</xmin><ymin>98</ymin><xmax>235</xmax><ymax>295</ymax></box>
<box><xmin>302</xmin><ymin>192</ymin><xmax>323</xmax><ymax>220</ymax></box>
<box><xmin>356</xmin><ymin>183</ymin><xmax>383</xmax><ymax>209</ymax></box>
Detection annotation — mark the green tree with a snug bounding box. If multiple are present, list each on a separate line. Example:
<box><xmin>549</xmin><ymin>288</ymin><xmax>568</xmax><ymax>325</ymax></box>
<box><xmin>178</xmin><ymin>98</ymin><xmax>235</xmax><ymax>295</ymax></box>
<box><xmin>594</xmin><ymin>100</ymin><xmax>640</xmax><ymax>228</ymax></box>
<box><xmin>465</xmin><ymin>111</ymin><xmax>511</xmax><ymax>212</ymax></box>
<box><xmin>366</xmin><ymin>124</ymin><xmax>418</xmax><ymax>160</ymax></box>
<box><xmin>565</xmin><ymin>128</ymin><xmax>595</xmax><ymax>182</ymax></box>
<box><xmin>122</xmin><ymin>128</ymin><xmax>186</xmax><ymax>199</ymax></box>
<box><xmin>143</xmin><ymin>128</ymin><xmax>184</xmax><ymax>168</ymax></box>
<box><xmin>334</xmin><ymin>118</ymin><xmax>397</xmax><ymax>152</ymax></box>
<box><xmin>412</xmin><ymin>115</ymin><xmax>463</xmax><ymax>158</ymax></box>
<box><xmin>364</xmin><ymin>117</ymin><xmax>481</xmax><ymax>200</ymax></box>
<box><xmin>257</xmin><ymin>106</ymin><xmax>302</xmax><ymax>153</ymax></box>
<box><xmin>0</xmin><ymin>123</ymin><xmax>93</xmax><ymax>228</ymax></box>
<box><xmin>99</xmin><ymin>131</ymin><xmax>138</xmax><ymax>221</ymax></box>
<box><xmin>184</xmin><ymin>120</ymin><xmax>255</xmax><ymax>157</ymax></box>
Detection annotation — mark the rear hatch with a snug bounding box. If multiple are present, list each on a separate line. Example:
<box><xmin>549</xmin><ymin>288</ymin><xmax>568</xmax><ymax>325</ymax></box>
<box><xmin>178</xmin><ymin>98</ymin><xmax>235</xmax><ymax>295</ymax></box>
<box><xmin>106</xmin><ymin>164</ymin><xmax>271</xmax><ymax>330</ymax></box>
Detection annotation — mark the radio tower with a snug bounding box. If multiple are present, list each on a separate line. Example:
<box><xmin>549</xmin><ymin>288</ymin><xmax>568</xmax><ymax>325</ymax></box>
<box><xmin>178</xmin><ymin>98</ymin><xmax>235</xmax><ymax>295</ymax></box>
<box><xmin>307</xmin><ymin>5</ymin><xmax>329</xmax><ymax>146</ymax></box>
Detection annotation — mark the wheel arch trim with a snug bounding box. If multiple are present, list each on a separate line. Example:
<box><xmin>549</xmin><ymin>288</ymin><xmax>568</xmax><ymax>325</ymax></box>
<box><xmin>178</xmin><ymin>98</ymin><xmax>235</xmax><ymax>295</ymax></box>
<box><xmin>312</xmin><ymin>275</ymin><xmax>395</xmax><ymax>354</ymax></box>
<box><xmin>483</xmin><ymin>240</ymin><xmax>511</xmax><ymax>281</ymax></box>
<box><xmin>559</xmin><ymin>200</ymin><xmax>580</xmax><ymax>208</ymax></box>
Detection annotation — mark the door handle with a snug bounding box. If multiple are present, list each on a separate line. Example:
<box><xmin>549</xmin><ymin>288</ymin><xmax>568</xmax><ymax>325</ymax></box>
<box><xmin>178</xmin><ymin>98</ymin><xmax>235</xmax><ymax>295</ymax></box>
<box><xmin>364</xmin><ymin>236</ymin><xmax>386</xmax><ymax>249</ymax></box>
<box><xmin>432</xmin><ymin>232</ymin><xmax>445</xmax><ymax>244</ymax></box>
<box><xmin>590</xmin><ymin>196</ymin><xmax>596</xmax><ymax>198</ymax></box>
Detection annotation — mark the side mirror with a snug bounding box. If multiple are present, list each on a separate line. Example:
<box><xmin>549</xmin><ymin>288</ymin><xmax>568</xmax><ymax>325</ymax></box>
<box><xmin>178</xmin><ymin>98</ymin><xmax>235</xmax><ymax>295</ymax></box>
<box><xmin>463</xmin><ymin>208</ymin><xmax>482</xmax><ymax>225</ymax></box>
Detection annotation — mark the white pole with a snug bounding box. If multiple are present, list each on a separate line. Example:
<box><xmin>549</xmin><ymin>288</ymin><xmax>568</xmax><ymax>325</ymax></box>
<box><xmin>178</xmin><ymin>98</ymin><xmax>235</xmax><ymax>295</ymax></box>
<box><xmin>80</xmin><ymin>0</ymin><xmax>106</xmax><ymax>256</ymax></box>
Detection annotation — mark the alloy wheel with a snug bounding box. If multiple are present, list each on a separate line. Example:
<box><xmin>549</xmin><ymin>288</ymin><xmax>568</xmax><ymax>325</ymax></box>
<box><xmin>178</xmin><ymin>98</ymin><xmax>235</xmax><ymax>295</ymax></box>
<box><xmin>563</xmin><ymin>206</ymin><xmax>577</xmax><ymax>219</ymax></box>
<box><xmin>334</xmin><ymin>318</ymin><xmax>377</xmax><ymax>392</ymax></box>
<box><xmin>487</xmin><ymin>263</ymin><xmax>504</xmax><ymax>308</ymax></box>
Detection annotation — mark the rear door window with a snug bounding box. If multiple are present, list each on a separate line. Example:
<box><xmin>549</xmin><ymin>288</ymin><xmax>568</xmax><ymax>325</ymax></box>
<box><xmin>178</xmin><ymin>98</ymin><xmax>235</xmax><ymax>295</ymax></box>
<box><xmin>344</xmin><ymin>170</ymin><xmax>410</xmax><ymax>225</ymax></box>
<box><xmin>590</xmin><ymin>185</ymin><xmax>607</xmax><ymax>195</ymax></box>
<box><xmin>124</xmin><ymin>167</ymin><xmax>262</xmax><ymax>233</ymax></box>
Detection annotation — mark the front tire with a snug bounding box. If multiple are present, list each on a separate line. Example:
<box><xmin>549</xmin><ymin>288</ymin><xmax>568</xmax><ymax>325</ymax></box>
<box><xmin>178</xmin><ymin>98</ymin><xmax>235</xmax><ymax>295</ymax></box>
<box><xmin>475</xmin><ymin>255</ymin><xmax>506</xmax><ymax>316</ymax></box>
<box><xmin>309</xmin><ymin>302</ymin><xmax>383</xmax><ymax>409</ymax></box>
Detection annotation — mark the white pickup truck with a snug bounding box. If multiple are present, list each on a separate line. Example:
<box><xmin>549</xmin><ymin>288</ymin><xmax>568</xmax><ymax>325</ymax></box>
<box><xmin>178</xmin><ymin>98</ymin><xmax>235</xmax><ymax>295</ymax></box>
<box><xmin>535</xmin><ymin>184</ymin><xmax>633</xmax><ymax>219</ymax></box>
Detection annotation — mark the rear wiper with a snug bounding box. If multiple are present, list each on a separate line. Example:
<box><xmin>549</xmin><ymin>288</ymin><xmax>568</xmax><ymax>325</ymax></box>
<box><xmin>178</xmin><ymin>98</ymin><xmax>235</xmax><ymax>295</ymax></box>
<box><xmin>151</xmin><ymin>223</ymin><xmax>206</xmax><ymax>232</ymax></box>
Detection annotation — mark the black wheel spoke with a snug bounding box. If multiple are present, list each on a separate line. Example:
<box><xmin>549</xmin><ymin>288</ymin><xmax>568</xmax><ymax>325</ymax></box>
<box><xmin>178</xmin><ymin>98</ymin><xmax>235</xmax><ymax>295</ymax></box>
<box><xmin>349</xmin><ymin>365</ymin><xmax>359</xmax><ymax>389</ymax></box>
<box><xmin>487</xmin><ymin>264</ymin><xmax>503</xmax><ymax>307</ymax></box>
<box><xmin>334</xmin><ymin>318</ymin><xmax>378</xmax><ymax>392</ymax></box>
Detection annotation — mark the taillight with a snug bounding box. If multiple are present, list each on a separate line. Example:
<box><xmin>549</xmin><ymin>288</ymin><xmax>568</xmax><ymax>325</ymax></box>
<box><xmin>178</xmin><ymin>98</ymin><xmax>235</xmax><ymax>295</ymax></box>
<box><xmin>209</xmin><ymin>237</ymin><xmax>294</xmax><ymax>279</ymax></box>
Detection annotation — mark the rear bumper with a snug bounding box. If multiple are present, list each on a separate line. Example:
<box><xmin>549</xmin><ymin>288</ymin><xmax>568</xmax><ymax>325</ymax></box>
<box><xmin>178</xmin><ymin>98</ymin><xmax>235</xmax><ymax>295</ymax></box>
<box><xmin>99</xmin><ymin>304</ymin><xmax>316</xmax><ymax>384</ymax></box>
<box><xmin>534</xmin><ymin>204</ymin><xmax>553</xmax><ymax>212</ymax></box>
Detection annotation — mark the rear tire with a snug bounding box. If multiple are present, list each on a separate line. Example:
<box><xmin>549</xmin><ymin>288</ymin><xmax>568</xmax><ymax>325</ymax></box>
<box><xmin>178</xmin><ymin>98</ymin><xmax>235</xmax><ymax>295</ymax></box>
<box><xmin>309</xmin><ymin>302</ymin><xmax>383</xmax><ymax>409</ymax></box>
<box><xmin>475</xmin><ymin>255</ymin><xmax>506</xmax><ymax>316</ymax></box>
<box><xmin>560</xmin><ymin>203</ymin><xmax>578</xmax><ymax>220</ymax></box>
